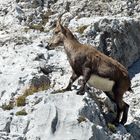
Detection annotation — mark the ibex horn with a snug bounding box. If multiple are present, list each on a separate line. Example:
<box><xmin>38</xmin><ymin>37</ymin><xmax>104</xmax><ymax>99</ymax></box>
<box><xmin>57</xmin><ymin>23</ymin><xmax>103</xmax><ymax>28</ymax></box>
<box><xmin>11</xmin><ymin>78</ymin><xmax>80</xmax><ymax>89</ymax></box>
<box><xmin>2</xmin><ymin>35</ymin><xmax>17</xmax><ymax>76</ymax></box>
<box><xmin>57</xmin><ymin>12</ymin><xmax>66</xmax><ymax>24</ymax></box>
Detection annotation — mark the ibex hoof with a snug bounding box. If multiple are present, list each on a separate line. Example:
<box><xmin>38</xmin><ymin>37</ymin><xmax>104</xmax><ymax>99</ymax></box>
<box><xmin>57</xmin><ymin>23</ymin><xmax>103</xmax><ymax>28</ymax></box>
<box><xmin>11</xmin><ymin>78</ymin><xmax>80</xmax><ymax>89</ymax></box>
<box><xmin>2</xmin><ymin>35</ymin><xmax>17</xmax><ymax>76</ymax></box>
<box><xmin>120</xmin><ymin>121</ymin><xmax>126</xmax><ymax>125</ymax></box>
<box><xmin>113</xmin><ymin>120</ymin><xmax>120</xmax><ymax>126</ymax></box>
<box><xmin>76</xmin><ymin>90</ymin><xmax>85</xmax><ymax>95</ymax></box>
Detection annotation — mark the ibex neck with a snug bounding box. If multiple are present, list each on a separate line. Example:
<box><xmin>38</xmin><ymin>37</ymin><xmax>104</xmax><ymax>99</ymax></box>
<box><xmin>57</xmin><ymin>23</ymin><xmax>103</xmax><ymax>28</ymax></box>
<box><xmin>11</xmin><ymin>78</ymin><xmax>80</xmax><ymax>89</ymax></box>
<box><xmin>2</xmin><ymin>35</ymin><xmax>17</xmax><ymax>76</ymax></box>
<box><xmin>63</xmin><ymin>38</ymin><xmax>80</xmax><ymax>59</ymax></box>
<box><xmin>63</xmin><ymin>38</ymin><xmax>79</xmax><ymax>51</ymax></box>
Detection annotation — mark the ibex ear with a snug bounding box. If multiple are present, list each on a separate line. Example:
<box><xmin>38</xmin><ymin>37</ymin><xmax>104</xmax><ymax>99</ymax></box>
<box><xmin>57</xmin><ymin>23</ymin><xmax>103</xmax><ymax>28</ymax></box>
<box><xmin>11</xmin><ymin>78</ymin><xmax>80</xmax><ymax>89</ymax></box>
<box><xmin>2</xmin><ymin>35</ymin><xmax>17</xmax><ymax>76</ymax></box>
<box><xmin>56</xmin><ymin>20</ymin><xmax>66</xmax><ymax>36</ymax></box>
<box><xmin>56</xmin><ymin>12</ymin><xmax>67</xmax><ymax>36</ymax></box>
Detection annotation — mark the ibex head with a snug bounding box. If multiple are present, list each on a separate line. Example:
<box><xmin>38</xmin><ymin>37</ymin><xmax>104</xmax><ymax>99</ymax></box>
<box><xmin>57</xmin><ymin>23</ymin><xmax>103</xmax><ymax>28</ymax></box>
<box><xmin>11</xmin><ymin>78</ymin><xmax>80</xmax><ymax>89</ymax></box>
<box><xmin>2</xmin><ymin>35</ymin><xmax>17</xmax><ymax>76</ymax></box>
<box><xmin>48</xmin><ymin>13</ymin><xmax>67</xmax><ymax>48</ymax></box>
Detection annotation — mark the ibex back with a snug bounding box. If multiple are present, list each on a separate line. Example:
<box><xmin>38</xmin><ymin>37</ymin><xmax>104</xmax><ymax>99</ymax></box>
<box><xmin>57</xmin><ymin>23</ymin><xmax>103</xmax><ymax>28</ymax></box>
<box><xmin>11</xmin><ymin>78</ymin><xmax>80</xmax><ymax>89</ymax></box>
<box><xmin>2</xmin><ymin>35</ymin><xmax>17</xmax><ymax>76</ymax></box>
<box><xmin>48</xmin><ymin>15</ymin><xmax>132</xmax><ymax>125</ymax></box>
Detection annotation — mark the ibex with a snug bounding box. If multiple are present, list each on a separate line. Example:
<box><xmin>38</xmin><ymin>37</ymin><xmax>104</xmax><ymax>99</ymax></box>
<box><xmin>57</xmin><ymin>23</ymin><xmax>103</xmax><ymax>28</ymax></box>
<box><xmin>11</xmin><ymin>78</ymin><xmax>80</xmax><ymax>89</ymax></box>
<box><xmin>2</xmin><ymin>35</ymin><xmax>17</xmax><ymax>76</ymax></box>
<box><xmin>48</xmin><ymin>15</ymin><xmax>132</xmax><ymax>125</ymax></box>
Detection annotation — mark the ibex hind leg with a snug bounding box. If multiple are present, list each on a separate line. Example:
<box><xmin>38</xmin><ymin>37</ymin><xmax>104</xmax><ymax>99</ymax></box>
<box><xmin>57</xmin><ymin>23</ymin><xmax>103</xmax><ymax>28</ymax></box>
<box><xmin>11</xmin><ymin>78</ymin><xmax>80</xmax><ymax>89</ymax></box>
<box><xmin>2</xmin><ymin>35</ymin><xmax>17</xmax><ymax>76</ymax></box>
<box><xmin>112</xmin><ymin>102</ymin><xmax>123</xmax><ymax>126</ymax></box>
<box><xmin>115</xmin><ymin>79</ymin><xmax>130</xmax><ymax>125</ymax></box>
<box><xmin>112</xmin><ymin>84</ymin><xmax>124</xmax><ymax>125</ymax></box>
<box><xmin>120</xmin><ymin>102</ymin><xmax>129</xmax><ymax>125</ymax></box>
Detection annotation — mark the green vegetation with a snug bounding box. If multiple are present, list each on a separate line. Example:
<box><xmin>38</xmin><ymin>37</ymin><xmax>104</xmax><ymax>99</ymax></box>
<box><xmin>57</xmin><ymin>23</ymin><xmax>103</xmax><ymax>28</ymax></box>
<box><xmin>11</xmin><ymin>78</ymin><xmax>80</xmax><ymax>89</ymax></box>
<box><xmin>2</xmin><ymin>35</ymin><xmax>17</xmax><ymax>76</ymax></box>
<box><xmin>16</xmin><ymin>109</ymin><xmax>27</xmax><ymax>116</ymax></box>
<box><xmin>1</xmin><ymin>102</ymin><xmax>14</xmax><ymax>110</ymax></box>
<box><xmin>16</xmin><ymin>95</ymin><xmax>26</xmax><ymax>107</ymax></box>
<box><xmin>25</xmin><ymin>10</ymin><xmax>53</xmax><ymax>32</ymax></box>
<box><xmin>16</xmin><ymin>83</ymin><xmax>50</xmax><ymax>107</ymax></box>
<box><xmin>29</xmin><ymin>24</ymin><xmax>44</xmax><ymax>32</ymax></box>
<box><xmin>107</xmin><ymin>123</ymin><xmax>116</xmax><ymax>133</ymax></box>
<box><xmin>76</xmin><ymin>25</ymin><xmax>88</xmax><ymax>34</ymax></box>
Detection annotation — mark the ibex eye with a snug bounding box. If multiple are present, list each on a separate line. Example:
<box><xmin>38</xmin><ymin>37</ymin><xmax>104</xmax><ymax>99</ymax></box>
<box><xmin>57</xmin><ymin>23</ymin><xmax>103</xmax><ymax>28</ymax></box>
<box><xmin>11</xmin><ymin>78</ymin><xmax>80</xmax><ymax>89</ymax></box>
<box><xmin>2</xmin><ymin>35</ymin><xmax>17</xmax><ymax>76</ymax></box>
<box><xmin>54</xmin><ymin>31</ymin><xmax>59</xmax><ymax>35</ymax></box>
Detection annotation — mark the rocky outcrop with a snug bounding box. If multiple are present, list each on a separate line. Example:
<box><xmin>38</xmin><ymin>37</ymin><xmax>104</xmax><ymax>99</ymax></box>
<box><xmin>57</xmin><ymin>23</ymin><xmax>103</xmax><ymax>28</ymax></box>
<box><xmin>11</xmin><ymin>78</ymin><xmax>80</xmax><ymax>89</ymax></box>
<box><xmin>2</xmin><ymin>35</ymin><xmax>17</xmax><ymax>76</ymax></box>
<box><xmin>68</xmin><ymin>17</ymin><xmax>140</xmax><ymax>67</ymax></box>
<box><xmin>49</xmin><ymin>0</ymin><xmax>140</xmax><ymax>17</ymax></box>
<box><xmin>26</xmin><ymin>91</ymin><xmax>107</xmax><ymax>140</ymax></box>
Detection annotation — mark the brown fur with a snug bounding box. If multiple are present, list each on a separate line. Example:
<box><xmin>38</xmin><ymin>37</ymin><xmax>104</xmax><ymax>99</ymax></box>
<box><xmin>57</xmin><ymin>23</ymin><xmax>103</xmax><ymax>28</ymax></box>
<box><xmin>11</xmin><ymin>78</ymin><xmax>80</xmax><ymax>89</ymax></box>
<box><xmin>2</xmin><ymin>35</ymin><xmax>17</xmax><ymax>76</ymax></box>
<box><xmin>48</xmin><ymin>16</ymin><xmax>132</xmax><ymax>125</ymax></box>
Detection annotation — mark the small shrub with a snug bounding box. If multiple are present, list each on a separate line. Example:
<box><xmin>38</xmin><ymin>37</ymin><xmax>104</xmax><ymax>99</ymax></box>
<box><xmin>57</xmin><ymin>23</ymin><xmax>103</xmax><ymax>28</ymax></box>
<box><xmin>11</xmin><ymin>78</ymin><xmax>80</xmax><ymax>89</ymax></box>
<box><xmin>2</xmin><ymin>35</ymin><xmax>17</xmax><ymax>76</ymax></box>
<box><xmin>16</xmin><ymin>109</ymin><xmax>27</xmax><ymax>116</ymax></box>
<box><xmin>29</xmin><ymin>24</ymin><xmax>44</xmax><ymax>32</ymax></box>
<box><xmin>76</xmin><ymin>25</ymin><xmax>88</xmax><ymax>34</ymax></box>
<box><xmin>1</xmin><ymin>102</ymin><xmax>14</xmax><ymax>110</ymax></box>
<box><xmin>16</xmin><ymin>95</ymin><xmax>26</xmax><ymax>107</ymax></box>
<box><xmin>16</xmin><ymin>83</ymin><xmax>50</xmax><ymax>107</ymax></box>
<box><xmin>24</xmin><ymin>10</ymin><xmax>53</xmax><ymax>33</ymax></box>
<box><xmin>107</xmin><ymin>123</ymin><xmax>116</xmax><ymax>133</ymax></box>
<box><xmin>24</xmin><ymin>84</ymin><xmax>50</xmax><ymax>97</ymax></box>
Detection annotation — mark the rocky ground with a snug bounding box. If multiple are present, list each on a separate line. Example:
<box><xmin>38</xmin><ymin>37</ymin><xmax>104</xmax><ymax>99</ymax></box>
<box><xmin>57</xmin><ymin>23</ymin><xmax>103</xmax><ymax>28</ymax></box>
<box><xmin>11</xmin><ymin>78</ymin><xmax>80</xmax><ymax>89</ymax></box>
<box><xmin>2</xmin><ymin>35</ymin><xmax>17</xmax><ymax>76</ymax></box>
<box><xmin>0</xmin><ymin>0</ymin><xmax>140</xmax><ymax>140</ymax></box>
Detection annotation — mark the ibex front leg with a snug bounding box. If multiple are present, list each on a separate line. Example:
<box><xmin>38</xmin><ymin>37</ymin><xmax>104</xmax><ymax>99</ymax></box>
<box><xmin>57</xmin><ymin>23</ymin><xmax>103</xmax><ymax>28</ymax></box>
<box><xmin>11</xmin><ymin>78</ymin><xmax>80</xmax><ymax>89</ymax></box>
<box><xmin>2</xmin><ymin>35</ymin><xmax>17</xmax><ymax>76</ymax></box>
<box><xmin>63</xmin><ymin>71</ymin><xmax>79</xmax><ymax>91</ymax></box>
<box><xmin>77</xmin><ymin>67</ymin><xmax>91</xmax><ymax>95</ymax></box>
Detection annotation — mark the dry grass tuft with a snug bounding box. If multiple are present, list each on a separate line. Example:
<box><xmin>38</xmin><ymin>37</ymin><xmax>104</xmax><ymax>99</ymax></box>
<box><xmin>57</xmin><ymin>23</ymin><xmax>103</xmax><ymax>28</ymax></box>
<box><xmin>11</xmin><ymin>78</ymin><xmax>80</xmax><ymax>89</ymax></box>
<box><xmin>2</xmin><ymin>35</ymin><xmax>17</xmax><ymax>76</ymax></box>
<box><xmin>76</xmin><ymin>25</ymin><xmax>88</xmax><ymax>34</ymax></box>
<box><xmin>1</xmin><ymin>102</ymin><xmax>14</xmax><ymax>110</ymax></box>
<box><xmin>16</xmin><ymin>83</ymin><xmax>50</xmax><ymax>107</ymax></box>
<box><xmin>16</xmin><ymin>109</ymin><xmax>27</xmax><ymax>116</ymax></box>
